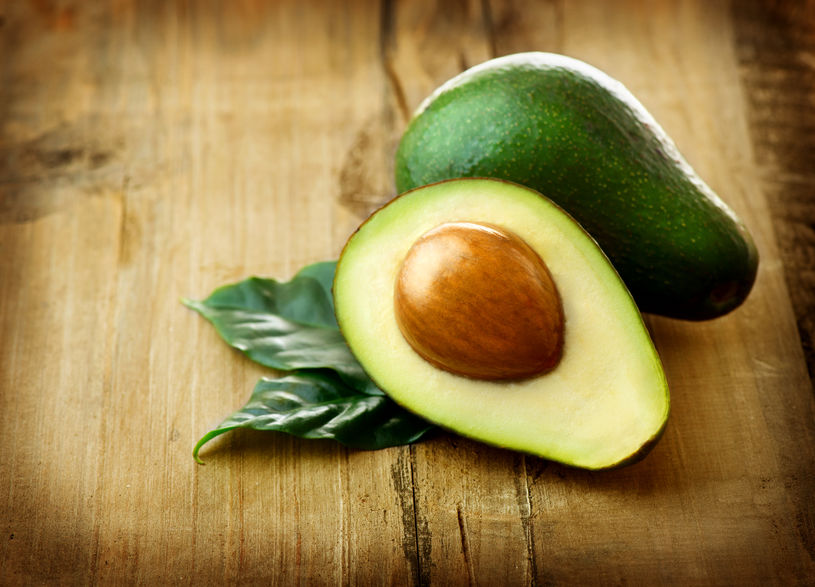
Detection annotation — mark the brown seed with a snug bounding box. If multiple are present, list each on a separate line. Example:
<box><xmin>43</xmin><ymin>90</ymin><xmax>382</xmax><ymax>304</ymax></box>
<box><xmin>394</xmin><ymin>221</ymin><xmax>565</xmax><ymax>380</ymax></box>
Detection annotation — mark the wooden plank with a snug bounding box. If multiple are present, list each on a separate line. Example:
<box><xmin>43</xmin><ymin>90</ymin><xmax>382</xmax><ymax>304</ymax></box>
<box><xmin>0</xmin><ymin>4</ymin><xmax>126</xmax><ymax>582</ymax></box>
<box><xmin>0</xmin><ymin>1</ymin><xmax>416</xmax><ymax>583</ymax></box>
<box><xmin>1</xmin><ymin>0</ymin><xmax>814</xmax><ymax>583</ymax></box>
<box><xmin>0</xmin><ymin>196</ymin><xmax>121</xmax><ymax>582</ymax></box>
<box><xmin>381</xmin><ymin>3</ymin><xmax>539</xmax><ymax>584</ymax></box>
<box><xmin>494</xmin><ymin>0</ymin><xmax>815</xmax><ymax>583</ymax></box>
<box><xmin>733</xmin><ymin>0</ymin><xmax>815</xmax><ymax>380</ymax></box>
<box><xmin>384</xmin><ymin>0</ymin><xmax>815</xmax><ymax>583</ymax></box>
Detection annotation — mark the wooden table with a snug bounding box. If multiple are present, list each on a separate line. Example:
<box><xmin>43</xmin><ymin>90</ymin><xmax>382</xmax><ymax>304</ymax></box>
<box><xmin>2</xmin><ymin>1</ymin><xmax>814</xmax><ymax>583</ymax></box>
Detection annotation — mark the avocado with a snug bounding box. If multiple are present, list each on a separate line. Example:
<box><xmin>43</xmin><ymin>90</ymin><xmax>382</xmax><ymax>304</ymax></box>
<box><xmin>334</xmin><ymin>178</ymin><xmax>669</xmax><ymax>469</ymax></box>
<box><xmin>395</xmin><ymin>52</ymin><xmax>758</xmax><ymax>320</ymax></box>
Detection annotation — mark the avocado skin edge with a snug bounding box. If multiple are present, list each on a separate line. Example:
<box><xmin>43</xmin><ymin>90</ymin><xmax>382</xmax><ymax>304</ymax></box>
<box><xmin>334</xmin><ymin>178</ymin><xmax>670</xmax><ymax>470</ymax></box>
<box><xmin>395</xmin><ymin>52</ymin><xmax>759</xmax><ymax>321</ymax></box>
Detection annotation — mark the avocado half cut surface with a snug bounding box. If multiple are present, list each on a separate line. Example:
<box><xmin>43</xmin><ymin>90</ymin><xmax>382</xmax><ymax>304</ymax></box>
<box><xmin>333</xmin><ymin>179</ymin><xmax>669</xmax><ymax>470</ymax></box>
<box><xmin>395</xmin><ymin>52</ymin><xmax>758</xmax><ymax>321</ymax></box>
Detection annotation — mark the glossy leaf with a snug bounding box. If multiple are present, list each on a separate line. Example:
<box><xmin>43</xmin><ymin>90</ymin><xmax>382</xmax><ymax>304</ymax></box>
<box><xmin>193</xmin><ymin>371</ymin><xmax>435</xmax><ymax>462</ymax></box>
<box><xmin>185</xmin><ymin>260</ymin><xmax>435</xmax><ymax>461</ymax></box>
<box><xmin>183</xmin><ymin>262</ymin><xmax>370</xmax><ymax>390</ymax></box>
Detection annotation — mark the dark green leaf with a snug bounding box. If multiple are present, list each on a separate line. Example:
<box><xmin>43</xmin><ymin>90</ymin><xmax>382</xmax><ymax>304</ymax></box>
<box><xmin>185</xmin><ymin>260</ymin><xmax>436</xmax><ymax>461</ymax></box>
<box><xmin>183</xmin><ymin>261</ymin><xmax>371</xmax><ymax>390</ymax></box>
<box><xmin>193</xmin><ymin>371</ymin><xmax>434</xmax><ymax>463</ymax></box>
<box><xmin>291</xmin><ymin>260</ymin><xmax>337</xmax><ymax>301</ymax></box>
<box><xmin>187</xmin><ymin>261</ymin><xmax>337</xmax><ymax>329</ymax></box>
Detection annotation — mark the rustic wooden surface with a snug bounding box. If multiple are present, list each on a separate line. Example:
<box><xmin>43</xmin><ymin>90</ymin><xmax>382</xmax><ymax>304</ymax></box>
<box><xmin>2</xmin><ymin>0</ymin><xmax>814</xmax><ymax>584</ymax></box>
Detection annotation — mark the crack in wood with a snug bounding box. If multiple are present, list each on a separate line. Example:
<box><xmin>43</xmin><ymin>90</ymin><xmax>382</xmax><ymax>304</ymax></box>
<box><xmin>456</xmin><ymin>503</ymin><xmax>475</xmax><ymax>586</ymax></box>
<box><xmin>515</xmin><ymin>456</ymin><xmax>539</xmax><ymax>585</ymax></box>
<box><xmin>391</xmin><ymin>446</ymin><xmax>423</xmax><ymax>585</ymax></box>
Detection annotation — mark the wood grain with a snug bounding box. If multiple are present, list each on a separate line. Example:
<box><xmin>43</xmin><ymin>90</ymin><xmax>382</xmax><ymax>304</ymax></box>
<box><xmin>385</xmin><ymin>0</ymin><xmax>815</xmax><ymax>583</ymax></box>
<box><xmin>733</xmin><ymin>0</ymin><xmax>815</xmax><ymax>381</ymax></box>
<box><xmin>1</xmin><ymin>0</ymin><xmax>814</xmax><ymax>584</ymax></box>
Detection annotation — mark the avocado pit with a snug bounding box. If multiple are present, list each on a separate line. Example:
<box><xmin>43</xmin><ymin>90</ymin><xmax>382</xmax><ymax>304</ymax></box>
<box><xmin>394</xmin><ymin>221</ymin><xmax>565</xmax><ymax>380</ymax></box>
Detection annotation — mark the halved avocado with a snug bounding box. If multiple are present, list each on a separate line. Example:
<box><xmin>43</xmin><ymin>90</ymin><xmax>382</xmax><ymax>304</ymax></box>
<box><xmin>333</xmin><ymin>178</ymin><xmax>669</xmax><ymax>469</ymax></box>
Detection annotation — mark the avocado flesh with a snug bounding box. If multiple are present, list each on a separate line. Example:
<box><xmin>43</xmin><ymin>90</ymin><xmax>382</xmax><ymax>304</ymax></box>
<box><xmin>395</xmin><ymin>52</ymin><xmax>758</xmax><ymax>321</ymax></box>
<box><xmin>334</xmin><ymin>179</ymin><xmax>669</xmax><ymax>470</ymax></box>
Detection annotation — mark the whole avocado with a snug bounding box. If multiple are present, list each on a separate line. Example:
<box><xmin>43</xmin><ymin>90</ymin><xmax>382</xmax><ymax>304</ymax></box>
<box><xmin>394</xmin><ymin>52</ymin><xmax>758</xmax><ymax>320</ymax></box>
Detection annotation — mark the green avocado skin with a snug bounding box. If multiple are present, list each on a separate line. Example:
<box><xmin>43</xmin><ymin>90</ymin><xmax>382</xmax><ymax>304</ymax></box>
<box><xmin>395</xmin><ymin>53</ymin><xmax>758</xmax><ymax>320</ymax></box>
